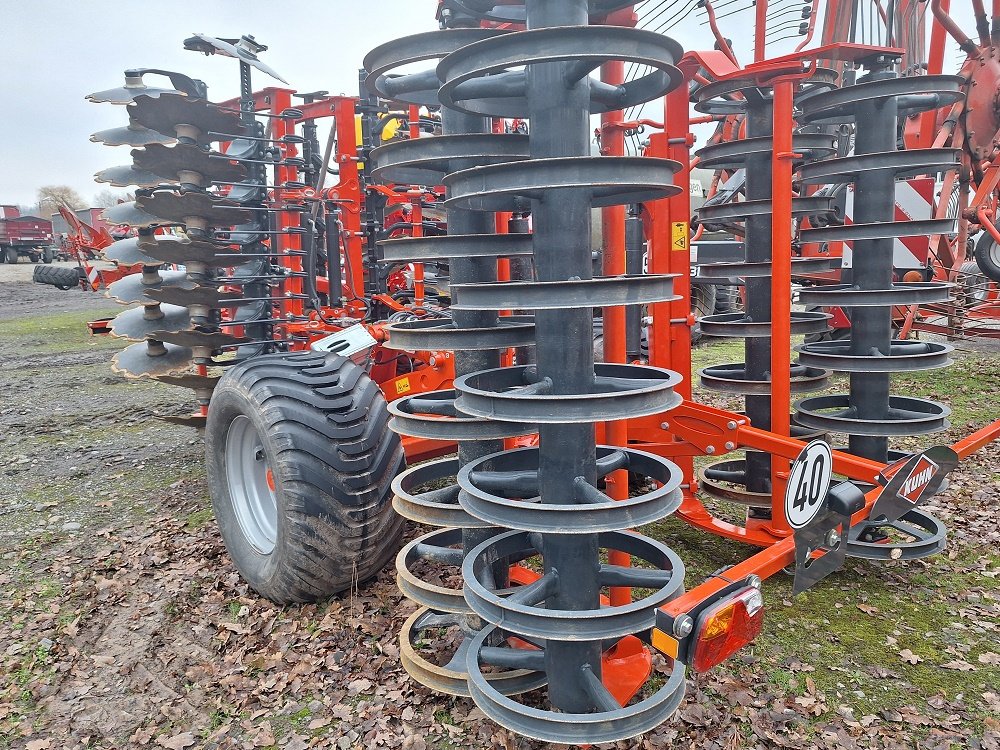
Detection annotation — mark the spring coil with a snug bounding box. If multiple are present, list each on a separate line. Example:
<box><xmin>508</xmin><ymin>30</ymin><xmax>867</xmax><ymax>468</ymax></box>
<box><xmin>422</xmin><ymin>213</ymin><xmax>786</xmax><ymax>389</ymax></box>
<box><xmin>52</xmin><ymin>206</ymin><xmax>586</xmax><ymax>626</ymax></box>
<box><xmin>790</xmin><ymin>65</ymin><xmax>963</xmax><ymax>558</ymax></box>
<box><xmin>370</xmin><ymin>1</ymin><xmax>689</xmax><ymax>742</ymax></box>
<box><xmin>691</xmin><ymin>73</ymin><xmax>839</xmax><ymax>508</ymax></box>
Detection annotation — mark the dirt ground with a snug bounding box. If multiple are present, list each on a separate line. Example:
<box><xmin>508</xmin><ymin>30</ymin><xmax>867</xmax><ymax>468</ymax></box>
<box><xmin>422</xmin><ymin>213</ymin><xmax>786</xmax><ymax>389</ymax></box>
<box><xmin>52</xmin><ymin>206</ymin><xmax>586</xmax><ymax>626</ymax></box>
<box><xmin>1</xmin><ymin>261</ymin><xmax>999</xmax><ymax>750</ymax></box>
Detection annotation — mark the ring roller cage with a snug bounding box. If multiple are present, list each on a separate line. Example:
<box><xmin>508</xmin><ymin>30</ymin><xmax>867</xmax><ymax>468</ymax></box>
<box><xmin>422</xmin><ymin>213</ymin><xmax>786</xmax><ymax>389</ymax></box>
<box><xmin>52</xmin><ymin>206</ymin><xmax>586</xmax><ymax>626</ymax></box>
<box><xmin>691</xmin><ymin>73</ymin><xmax>840</xmax><ymax>516</ymax></box>
<box><xmin>791</xmin><ymin>65</ymin><xmax>963</xmax><ymax>557</ymax></box>
<box><xmin>368</xmin><ymin>0</ymin><xmax>692</xmax><ymax>741</ymax></box>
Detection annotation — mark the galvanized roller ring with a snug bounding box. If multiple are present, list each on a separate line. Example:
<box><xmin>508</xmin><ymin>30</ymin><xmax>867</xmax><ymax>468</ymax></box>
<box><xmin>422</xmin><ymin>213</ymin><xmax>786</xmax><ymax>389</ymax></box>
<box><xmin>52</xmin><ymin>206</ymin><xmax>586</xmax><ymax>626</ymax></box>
<box><xmin>440</xmin><ymin>0</ymin><xmax>639</xmax><ymax>23</ymax></box>
<box><xmin>436</xmin><ymin>26</ymin><xmax>683</xmax><ymax>118</ymax></box>
<box><xmin>364</xmin><ymin>28</ymin><xmax>509</xmax><ymax>105</ymax></box>
<box><xmin>797</xmin><ymin>74</ymin><xmax>966</xmax><ymax>124</ymax></box>
<box><xmin>384</xmin><ymin>316</ymin><xmax>535</xmax><ymax>352</ymax></box>
<box><xmin>699</xmin><ymin>362</ymin><xmax>830</xmax><ymax>394</ymax></box>
<box><xmin>396</xmin><ymin>528</ymin><xmax>474</xmax><ymax>612</ymax></box>
<box><xmin>846</xmin><ymin>509</ymin><xmax>947</xmax><ymax>560</ymax></box>
<box><xmin>465</xmin><ymin>621</ymin><xmax>686</xmax><ymax>743</ymax></box>
<box><xmin>695</xmin><ymin>133</ymin><xmax>838</xmax><ymax>170</ymax></box>
<box><xmin>400</xmin><ymin>608</ymin><xmax>547</xmax><ymax>698</ymax></box>
<box><xmin>700</xmin><ymin>310</ymin><xmax>832</xmax><ymax>338</ymax></box>
<box><xmin>454</xmin><ymin>363</ymin><xmax>683</xmax><ymax>424</ymax></box>
<box><xmin>391</xmin><ymin>456</ymin><xmax>491</xmax><ymax>527</ymax></box>
<box><xmin>388</xmin><ymin>390</ymin><xmax>536</xmax><ymax>442</ymax></box>
<box><xmin>696</xmin><ymin>196</ymin><xmax>835</xmax><ymax>224</ymax></box>
<box><xmin>370</xmin><ymin>133</ymin><xmax>529</xmax><ymax>186</ymax></box>
<box><xmin>693</xmin><ymin>68</ymin><xmax>840</xmax><ymax>115</ymax></box>
<box><xmin>797</xmin><ymin>281</ymin><xmax>954</xmax><ymax>307</ymax></box>
<box><xmin>800</xmin><ymin>218</ymin><xmax>959</xmax><ymax>244</ymax></box>
<box><xmin>795</xmin><ymin>340</ymin><xmax>954</xmax><ymax>372</ymax></box>
<box><xmin>458</xmin><ymin>446</ymin><xmax>683</xmax><ymax>533</ymax></box>
<box><xmin>378</xmin><ymin>233</ymin><xmax>533</xmax><ymax>263</ymax></box>
<box><xmin>463</xmin><ymin>529</ymin><xmax>686</xmax><ymax>641</ymax></box>
<box><xmin>797</xmin><ymin>148</ymin><xmax>962</xmax><ymax>185</ymax></box>
<box><xmin>450</xmin><ymin>274</ymin><xmax>676</xmax><ymax>312</ymax></box>
<box><xmin>444</xmin><ymin>156</ymin><xmax>682</xmax><ymax>211</ymax></box>
<box><xmin>696</xmin><ymin>257</ymin><xmax>841</xmax><ymax>278</ymax></box>
<box><xmin>794</xmin><ymin>394</ymin><xmax>951</xmax><ymax>436</ymax></box>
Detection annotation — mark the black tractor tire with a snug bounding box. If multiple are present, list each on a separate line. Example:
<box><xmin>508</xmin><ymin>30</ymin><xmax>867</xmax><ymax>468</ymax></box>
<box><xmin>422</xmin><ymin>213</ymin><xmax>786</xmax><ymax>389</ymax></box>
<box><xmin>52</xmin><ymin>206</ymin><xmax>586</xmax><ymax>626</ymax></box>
<box><xmin>5</xmin><ymin>247</ymin><xmax>18</xmax><ymax>264</ymax></box>
<box><xmin>33</xmin><ymin>264</ymin><xmax>81</xmax><ymax>290</ymax></box>
<box><xmin>974</xmin><ymin>232</ymin><xmax>1000</xmax><ymax>283</ymax></box>
<box><xmin>714</xmin><ymin>284</ymin><xmax>741</xmax><ymax>314</ymax></box>
<box><xmin>42</xmin><ymin>247</ymin><xmax>55</xmax><ymax>264</ymax></box>
<box><xmin>691</xmin><ymin>282</ymin><xmax>717</xmax><ymax>344</ymax></box>
<box><xmin>206</xmin><ymin>351</ymin><xmax>405</xmax><ymax>604</ymax></box>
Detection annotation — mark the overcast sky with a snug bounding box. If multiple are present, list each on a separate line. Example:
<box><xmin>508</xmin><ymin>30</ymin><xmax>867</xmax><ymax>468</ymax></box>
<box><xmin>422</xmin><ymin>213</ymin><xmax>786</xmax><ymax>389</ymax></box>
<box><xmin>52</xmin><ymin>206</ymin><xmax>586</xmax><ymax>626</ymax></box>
<box><xmin>0</xmin><ymin>1</ymin><xmax>973</xmax><ymax>209</ymax></box>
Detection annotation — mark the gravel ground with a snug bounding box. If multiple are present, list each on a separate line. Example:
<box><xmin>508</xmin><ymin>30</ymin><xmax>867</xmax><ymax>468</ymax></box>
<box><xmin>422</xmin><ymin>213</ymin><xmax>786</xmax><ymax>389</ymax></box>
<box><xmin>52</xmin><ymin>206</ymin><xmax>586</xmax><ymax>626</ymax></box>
<box><xmin>1</xmin><ymin>262</ymin><xmax>998</xmax><ymax>750</ymax></box>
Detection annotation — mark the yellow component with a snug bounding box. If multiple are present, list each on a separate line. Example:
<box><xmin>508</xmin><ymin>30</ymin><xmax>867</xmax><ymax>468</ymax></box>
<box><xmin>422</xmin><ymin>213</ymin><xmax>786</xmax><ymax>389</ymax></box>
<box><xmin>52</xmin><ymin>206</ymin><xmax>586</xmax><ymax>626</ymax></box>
<box><xmin>381</xmin><ymin>115</ymin><xmax>402</xmax><ymax>143</ymax></box>
<box><xmin>650</xmin><ymin>628</ymin><xmax>680</xmax><ymax>659</ymax></box>
<box><xmin>354</xmin><ymin>114</ymin><xmax>363</xmax><ymax>147</ymax></box>
<box><xmin>395</xmin><ymin>377</ymin><xmax>412</xmax><ymax>395</ymax></box>
<box><xmin>671</xmin><ymin>221</ymin><xmax>689</xmax><ymax>251</ymax></box>
<box><xmin>701</xmin><ymin>603</ymin><xmax>736</xmax><ymax>640</ymax></box>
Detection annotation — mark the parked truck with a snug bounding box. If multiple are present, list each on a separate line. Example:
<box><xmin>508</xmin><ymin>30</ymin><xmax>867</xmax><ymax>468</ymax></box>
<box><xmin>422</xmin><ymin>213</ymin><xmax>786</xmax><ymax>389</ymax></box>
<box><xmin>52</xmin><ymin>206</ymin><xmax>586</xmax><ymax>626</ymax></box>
<box><xmin>0</xmin><ymin>205</ymin><xmax>55</xmax><ymax>264</ymax></box>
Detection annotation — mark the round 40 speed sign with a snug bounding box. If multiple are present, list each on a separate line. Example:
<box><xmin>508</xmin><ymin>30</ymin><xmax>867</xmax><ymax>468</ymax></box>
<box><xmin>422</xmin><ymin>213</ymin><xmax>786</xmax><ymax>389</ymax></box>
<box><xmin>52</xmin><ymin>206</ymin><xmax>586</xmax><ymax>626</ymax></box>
<box><xmin>784</xmin><ymin>439</ymin><xmax>834</xmax><ymax>530</ymax></box>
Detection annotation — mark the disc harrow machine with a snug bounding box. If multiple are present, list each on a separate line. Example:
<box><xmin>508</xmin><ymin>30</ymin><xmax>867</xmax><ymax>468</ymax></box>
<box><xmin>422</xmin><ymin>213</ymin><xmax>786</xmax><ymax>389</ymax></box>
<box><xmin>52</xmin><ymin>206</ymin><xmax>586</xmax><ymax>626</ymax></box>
<box><xmin>65</xmin><ymin>2</ymin><xmax>1000</xmax><ymax>744</ymax></box>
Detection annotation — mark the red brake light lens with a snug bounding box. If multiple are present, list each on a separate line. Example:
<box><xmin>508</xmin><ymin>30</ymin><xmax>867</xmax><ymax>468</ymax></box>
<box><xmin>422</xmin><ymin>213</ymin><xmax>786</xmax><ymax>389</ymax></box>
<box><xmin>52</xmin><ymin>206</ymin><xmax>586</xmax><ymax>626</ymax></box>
<box><xmin>690</xmin><ymin>585</ymin><xmax>764</xmax><ymax>672</ymax></box>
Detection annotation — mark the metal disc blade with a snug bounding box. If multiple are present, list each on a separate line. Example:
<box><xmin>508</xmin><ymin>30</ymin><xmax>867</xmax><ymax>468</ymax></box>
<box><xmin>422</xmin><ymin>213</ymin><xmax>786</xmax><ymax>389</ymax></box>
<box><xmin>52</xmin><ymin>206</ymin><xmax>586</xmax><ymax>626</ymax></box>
<box><xmin>91</xmin><ymin>119</ymin><xmax>177</xmax><ymax>147</ymax></box>
<box><xmin>159</xmin><ymin>413</ymin><xmax>208</xmax><ymax>428</ymax></box>
<box><xmin>145</xmin><ymin>283</ymin><xmax>246</xmax><ymax>308</ymax></box>
<box><xmin>102</xmin><ymin>237</ymin><xmax>161</xmax><ymax>265</ymax></box>
<box><xmin>128</xmin><ymin>94</ymin><xmax>247</xmax><ymax>144</ymax></box>
<box><xmin>136</xmin><ymin>191</ymin><xmax>252</xmax><ymax>227</ymax></box>
<box><xmin>152</xmin><ymin>328</ymin><xmax>249</xmax><ymax>349</ymax></box>
<box><xmin>155</xmin><ymin>373</ymin><xmax>219</xmax><ymax>396</ymax></box>
<box><xmin>95</xmin><ymin>164</ymin><xmax>164</xmax><ymax>189</ymax></box>
<box><xmin>187</xmin><ymin>33</ymin><xmax>289</xmax><ymax>84</ymax></box>
<box><xmin>139</xmin><ymin>236</ymin><xmax>250</xmax><ymax>267</ymax></box>
<box><xmin>87</xmin><ymin>82</ymin><xmax>182</xmax><ymax>105</ymax></box>
<box><xmin>107</xmin><ymin>270</ymin><xmax>188</xmax><ymax>304</ymax></box>
<box><xmin>102</xmin><ymin>201</ymin><xmax>178</xmax><ymax>229</ymax></box>
<box><xmin>132</xmin><ymin>142</ymin><xmax>247</xmax><ymax>184</ymax></box>
<box><xmin>109</xmin><ymin>304</ymin><xmax>191</xmax><ymax>340</ymax></box>
<box><xmin>113</xmin><ymin>340</ymin><xmax>192</xmax><ymax>378</ymax></box>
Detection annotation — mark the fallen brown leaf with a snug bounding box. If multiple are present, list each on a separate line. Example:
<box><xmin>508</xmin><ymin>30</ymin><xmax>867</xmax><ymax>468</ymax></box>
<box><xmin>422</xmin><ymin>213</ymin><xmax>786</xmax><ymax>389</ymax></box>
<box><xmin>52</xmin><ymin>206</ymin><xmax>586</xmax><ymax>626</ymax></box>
<box><xmin>899</xmin><ymin>649</ymin><xmax>924</xmax><ymax>665</ymax></box>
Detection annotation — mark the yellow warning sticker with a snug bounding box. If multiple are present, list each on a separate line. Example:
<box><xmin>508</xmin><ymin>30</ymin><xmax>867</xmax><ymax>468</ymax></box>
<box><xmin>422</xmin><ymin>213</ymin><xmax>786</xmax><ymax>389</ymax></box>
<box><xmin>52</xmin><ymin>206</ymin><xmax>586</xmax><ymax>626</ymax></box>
<box><xmin>395</xmin><ymin>378</ymin><xmax>411</xmax><ymax>395</ymax></box>
<box><xmin>671</xmin><ymin>221</ymin><xmax>689</xmax><ymax>251</ymax></box>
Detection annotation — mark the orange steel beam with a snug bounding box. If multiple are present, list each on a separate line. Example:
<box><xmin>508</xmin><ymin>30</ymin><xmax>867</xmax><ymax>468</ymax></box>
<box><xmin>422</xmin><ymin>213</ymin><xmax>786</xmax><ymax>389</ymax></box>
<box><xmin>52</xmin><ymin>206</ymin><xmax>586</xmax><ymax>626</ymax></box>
<box><xmin>769</xmin><ymin>78</ymin><xmax>797</xmax><ymax>532</ymax></box>
<box><xmin>601</xmin><ymin>56</ymin><xmax>632</xmax><ymax>607</ymax></box>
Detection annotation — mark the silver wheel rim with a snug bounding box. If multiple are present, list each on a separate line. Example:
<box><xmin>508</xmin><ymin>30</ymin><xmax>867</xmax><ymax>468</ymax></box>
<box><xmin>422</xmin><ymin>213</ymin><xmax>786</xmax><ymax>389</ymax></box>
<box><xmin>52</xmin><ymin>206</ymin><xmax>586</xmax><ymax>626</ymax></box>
<box><xmin>990</xmin><ymin>240</ymin><xmax>1000</xmax><ymax>269</ymax></box>
<box><xmin>225</xmin><ymin>414</ymin><xmax>278</xmax><ymax>554</ymax></box>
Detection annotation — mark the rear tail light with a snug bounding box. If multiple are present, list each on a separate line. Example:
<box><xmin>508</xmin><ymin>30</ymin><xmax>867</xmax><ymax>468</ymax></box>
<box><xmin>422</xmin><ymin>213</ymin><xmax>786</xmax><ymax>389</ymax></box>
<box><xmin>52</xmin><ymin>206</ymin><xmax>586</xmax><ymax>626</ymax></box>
<box><xmin>690</xmin><ymin>585</ymin><xmax>764</xmax><ymax>673</ymax></box>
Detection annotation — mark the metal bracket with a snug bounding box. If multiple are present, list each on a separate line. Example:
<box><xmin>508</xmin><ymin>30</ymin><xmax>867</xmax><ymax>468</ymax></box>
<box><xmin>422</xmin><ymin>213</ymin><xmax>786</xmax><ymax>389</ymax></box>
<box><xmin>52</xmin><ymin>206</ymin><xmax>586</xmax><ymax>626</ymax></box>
<box><xmin>792</xmin><ymin>481</ymin><xmax>865</xmax><ymax>595</ymax></box>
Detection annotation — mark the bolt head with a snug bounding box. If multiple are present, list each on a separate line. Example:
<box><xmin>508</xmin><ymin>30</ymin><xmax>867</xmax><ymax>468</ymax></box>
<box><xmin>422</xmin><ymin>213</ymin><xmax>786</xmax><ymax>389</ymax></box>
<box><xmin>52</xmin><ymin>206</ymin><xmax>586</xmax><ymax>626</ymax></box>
<box><xmin>747</xmin><ymin>574</ymin><xmax>762</xmax><ymax>589</ymax></box>
<box><xmin>660</xmin><ymin>421</ymin><xmax>670</xmax><ymax>430</ymax></box>
<box><xmin>725</xmin><ymin>441</ymin><xmax>735</xmax><ymax>450</ymax></box>
<box><xmin>706</xmin><ymin>445</ymin><xmax>715</xmax><ymax>454</ymax></box>
<box><xmin>825</xmin><ymin>529</ymin><xmax>841</xmax><ymax>548</ymax></box>
<box><xmin>727</xmin><ymin>420</ymin><xmax>737</xmax><ymax>429</ymax></box>
<box><xmin>673</xmin><ymin>614</ymin><xmax>694</xmax><ymax>638</ymax></box>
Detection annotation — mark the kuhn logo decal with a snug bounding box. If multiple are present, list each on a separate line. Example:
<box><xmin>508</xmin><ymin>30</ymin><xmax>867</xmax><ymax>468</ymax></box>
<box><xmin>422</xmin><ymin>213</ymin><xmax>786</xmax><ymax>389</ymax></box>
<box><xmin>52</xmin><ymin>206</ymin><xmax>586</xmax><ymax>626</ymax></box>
<box><xmin>899</xmin><ymin>456</ymin><xmax>939</xmax><ymax>503</ymax></box>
